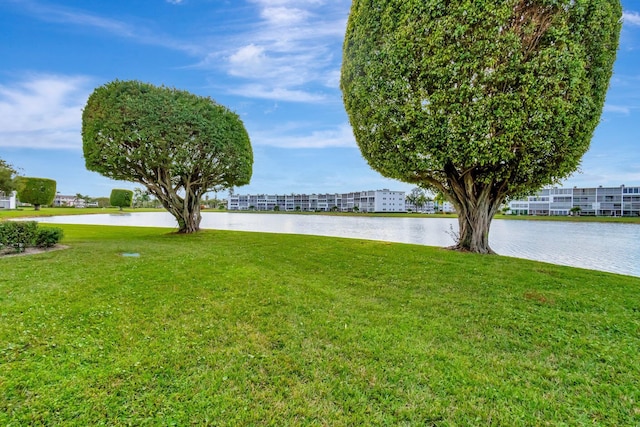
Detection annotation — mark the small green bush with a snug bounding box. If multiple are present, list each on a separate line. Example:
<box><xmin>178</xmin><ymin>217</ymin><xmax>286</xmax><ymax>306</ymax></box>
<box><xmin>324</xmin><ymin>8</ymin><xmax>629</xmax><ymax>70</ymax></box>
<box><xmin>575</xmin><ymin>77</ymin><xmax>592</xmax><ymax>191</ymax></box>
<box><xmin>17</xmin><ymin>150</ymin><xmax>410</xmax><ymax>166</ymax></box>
<box><xmin>0</xmin><ymin>221</ymin><xmax>63</xmax><ymax>253</ymax></box>
<box><xmin>0</xmin><ymin>221</ymin><xmax>38</xmax><ymax>252</ymax></box>
<box><xmin>35</xmin><ymin>227</ymin><xmax>64</xmax><ymax>248</ymax></box>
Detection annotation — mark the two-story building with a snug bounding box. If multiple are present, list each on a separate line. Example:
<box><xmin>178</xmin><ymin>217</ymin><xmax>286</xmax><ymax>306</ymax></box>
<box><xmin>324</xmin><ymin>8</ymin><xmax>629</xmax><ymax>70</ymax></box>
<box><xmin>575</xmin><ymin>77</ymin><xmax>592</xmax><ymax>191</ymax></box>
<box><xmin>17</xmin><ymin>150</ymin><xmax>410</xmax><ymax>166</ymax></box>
<box><xmin>509</xmin><ymin>185</ymin><xmax>640</xmax><ymax>216</ymax></box>
<box><xmin>228</xmin><ymin>189</ymin><xmax>406</xmax><ymax>213</ymax></box>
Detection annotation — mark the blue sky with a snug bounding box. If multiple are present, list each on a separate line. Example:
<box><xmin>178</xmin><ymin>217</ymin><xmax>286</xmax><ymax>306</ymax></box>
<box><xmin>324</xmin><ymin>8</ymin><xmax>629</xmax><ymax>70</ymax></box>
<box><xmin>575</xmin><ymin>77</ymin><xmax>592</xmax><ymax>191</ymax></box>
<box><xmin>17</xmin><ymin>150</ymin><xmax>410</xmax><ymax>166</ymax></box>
<box><xmin>1</xmin><ymin>0</ymin><xmax>639</xmax><ymax>198</ymax></box>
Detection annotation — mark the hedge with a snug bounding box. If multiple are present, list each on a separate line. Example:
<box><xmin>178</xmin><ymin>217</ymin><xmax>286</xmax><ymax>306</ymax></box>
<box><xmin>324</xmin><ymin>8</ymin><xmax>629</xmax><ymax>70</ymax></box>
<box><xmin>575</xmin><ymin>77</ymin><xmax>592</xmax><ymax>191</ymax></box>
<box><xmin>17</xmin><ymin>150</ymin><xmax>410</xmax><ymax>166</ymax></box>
<box><xmin>0</xmin><ymin>221</ymin><xmax>64</xmax><ymax>254</ymax></box>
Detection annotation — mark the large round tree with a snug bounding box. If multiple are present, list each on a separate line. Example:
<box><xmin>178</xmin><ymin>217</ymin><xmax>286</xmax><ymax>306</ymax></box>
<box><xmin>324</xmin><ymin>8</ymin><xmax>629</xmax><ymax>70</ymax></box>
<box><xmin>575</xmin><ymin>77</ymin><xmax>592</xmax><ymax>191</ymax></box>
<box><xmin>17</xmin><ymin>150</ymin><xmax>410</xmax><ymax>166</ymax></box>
<box><xmin>82</xmin><ymin>80</ymin><xmax>253</xmax><ymax>233</ymax></box>
<box><xmin>341</xmin><ymin>0</ymin><xmax>621</xmax><ymax>253</ymax></box>
<box><xmin>110</xmin><ymin>189</ymin><xmax>133</xmax><ymax>211</ymax></box>
<box><xmin>16</xmin><ymin>177</ymin><xmax>56</xmax><ymax>210</ymax></box>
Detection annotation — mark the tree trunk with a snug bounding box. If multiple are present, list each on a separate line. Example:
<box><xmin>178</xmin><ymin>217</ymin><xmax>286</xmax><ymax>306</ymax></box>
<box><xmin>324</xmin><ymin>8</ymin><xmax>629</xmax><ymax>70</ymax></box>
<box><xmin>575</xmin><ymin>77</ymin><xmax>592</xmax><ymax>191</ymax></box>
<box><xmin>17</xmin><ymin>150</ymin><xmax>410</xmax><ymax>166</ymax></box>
<box><xmin>451</xmin><ymin>197</ymin><xmax>498</xmax><ymax>254</ymax></box>
<box><xmin>164</xmin><ymin>200</ymin><xmax>201</xmax><ymax>233</ymax></box>
<box><xmin>159</xmin><ymin>190</ymin><xmax>202</xmax><ymax>233</ymax></box>
<box><xmin>34</xmin><ymin>204</ymin><xmax>41</xmax><ymax>211</ymax></box>
<box><xmin>137</xmin><ymin>176</ymin><xmax>203</xmax><ymax>234</ymax></box>
<box><xmin>437</xmin><ymin>167</ymin><xmax>506</xmax><ymax>254</ymax></box>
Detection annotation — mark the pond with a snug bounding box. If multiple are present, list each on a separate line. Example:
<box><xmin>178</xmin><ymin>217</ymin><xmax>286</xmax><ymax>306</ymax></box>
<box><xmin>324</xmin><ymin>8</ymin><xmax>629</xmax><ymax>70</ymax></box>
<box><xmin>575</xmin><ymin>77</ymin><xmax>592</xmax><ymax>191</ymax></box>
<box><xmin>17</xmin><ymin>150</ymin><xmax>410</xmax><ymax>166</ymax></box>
<box><xmin>34</xmin><ymin>212</ymin><xmax>640</xmax><ymax>278</ymax></box>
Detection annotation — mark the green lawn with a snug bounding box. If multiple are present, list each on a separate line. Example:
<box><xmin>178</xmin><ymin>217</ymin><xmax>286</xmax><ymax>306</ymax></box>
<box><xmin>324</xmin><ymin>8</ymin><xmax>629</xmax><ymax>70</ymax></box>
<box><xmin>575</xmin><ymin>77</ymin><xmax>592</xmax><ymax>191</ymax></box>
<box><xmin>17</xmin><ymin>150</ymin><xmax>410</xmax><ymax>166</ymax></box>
<box><xmin>1</xmin><ymin>224</ymin><xmax>639</xmax><ymax>425</ymax></box>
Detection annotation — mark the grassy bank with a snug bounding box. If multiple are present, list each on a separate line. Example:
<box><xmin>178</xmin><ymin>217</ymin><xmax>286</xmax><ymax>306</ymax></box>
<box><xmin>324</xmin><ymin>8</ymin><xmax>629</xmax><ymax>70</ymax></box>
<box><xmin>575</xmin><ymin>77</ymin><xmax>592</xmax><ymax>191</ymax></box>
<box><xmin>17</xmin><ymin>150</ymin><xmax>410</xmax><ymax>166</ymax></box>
<box><xmin>0</xmin><ymin>207</ymin><xmax>160</xmax><ymax>219</ymax></box>
<box><xmin>1</xmin><ymin>224</ymin><xmax>639</xmax><ymax>425</ymax></box>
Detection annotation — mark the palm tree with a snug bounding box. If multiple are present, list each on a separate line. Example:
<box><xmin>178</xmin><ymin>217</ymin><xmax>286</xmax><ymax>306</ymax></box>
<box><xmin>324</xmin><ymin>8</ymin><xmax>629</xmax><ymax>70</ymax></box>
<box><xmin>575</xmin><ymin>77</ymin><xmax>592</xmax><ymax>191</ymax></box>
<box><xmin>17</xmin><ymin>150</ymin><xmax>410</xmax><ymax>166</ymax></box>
<box><xmin>434</xmin><ymin>192</ymin><xmax>447</xmax><ymax>213</ymax></box>
<box><xmin>405</xmin><ymin>192</ymin><xmax>418</xmax><ymax>212</ymax></box>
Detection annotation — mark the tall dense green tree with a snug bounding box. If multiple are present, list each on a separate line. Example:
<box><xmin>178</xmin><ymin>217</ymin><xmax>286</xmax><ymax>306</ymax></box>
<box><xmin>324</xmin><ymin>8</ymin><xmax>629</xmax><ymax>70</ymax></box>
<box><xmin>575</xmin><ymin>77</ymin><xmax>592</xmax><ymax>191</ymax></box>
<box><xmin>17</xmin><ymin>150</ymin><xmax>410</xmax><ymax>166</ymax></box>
<box><xmin>0</xmin><ymin>159</ymin><xmax>18</xmax><ymax>195</ymax></box>
<box><xmin>341</xmin><ymin>0</ymin><xmax>621</xmax><ymax>253</ymax></box>
<box><xmin>82</xmin><ymin>80</ymin><xmax>253</xmax><ymax>233</ymax></box>
<box><xmin>110</xmin><ymin>189</ymin><xmax>133</xmax><ymax>211</ymax></box>
<box><xmin>16</xmin><ymin>177</ymin><xmax>56</xmax><ymax>210</ymax></box>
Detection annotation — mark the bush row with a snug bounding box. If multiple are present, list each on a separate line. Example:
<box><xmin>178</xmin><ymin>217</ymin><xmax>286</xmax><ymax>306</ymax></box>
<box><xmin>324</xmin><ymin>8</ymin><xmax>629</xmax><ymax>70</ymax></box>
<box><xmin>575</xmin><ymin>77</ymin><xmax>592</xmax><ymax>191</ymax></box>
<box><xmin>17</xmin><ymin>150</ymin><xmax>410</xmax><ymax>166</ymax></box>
<box><xmin>0</xmin><ymin>221</ymin><xmax>64</xmax><ymax>254</ymax></box>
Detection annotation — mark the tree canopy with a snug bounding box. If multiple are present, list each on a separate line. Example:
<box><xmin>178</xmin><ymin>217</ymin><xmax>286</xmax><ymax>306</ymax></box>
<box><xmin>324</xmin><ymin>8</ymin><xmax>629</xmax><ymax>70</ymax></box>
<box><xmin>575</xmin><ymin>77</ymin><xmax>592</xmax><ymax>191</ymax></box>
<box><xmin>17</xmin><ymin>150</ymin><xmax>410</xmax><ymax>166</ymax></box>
<box><xmin>82</xmin><ymin>80</ymin><xmax>253</xmax><ymax>233</ymax></box>
<box><xmin>16</xmin><ymin>177</ymin><xmax>56</xmax><ymax>210</ymax></box>
<box><xmin>341</xmin><ymin>0</ymin><xmax>621</xmax><ymax>253</ymax></box>
<box><xmin>0</xmin><ymin>158</ymin><xmax>19</xmax><ymax>195</ymax></box>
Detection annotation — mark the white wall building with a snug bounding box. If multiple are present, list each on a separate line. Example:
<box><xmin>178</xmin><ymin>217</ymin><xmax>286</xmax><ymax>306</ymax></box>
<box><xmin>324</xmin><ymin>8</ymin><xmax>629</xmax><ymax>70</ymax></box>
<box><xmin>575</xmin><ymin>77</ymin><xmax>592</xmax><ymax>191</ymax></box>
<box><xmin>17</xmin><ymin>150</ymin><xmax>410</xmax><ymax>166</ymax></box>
<box><xmin>404</xmin><ymin>200</ymin><xmax>456</xmax><ymax>213</ymax></box>
<box><xmin>53</xmin><ymin>194</ymin><xmax>86</xmax><ymax>208</ymax></box>
<box><xmin>0</xmin><ymin>191</ymin><xmax>17</xmax><ymax>209</ymax></box>
<box><xmin>509</xmin><ymin>185</ymin><xmax>640</xmax><ymax>217</ymax></box>
<box><xmin>228</xmin><ymin>189</ymin><xmax>406</xmax><ymax>213</ymax></box>
<box><xmin>405</xmin><ymin>200</ymin><xmax>436</xmax><ymax>213</ymax></box>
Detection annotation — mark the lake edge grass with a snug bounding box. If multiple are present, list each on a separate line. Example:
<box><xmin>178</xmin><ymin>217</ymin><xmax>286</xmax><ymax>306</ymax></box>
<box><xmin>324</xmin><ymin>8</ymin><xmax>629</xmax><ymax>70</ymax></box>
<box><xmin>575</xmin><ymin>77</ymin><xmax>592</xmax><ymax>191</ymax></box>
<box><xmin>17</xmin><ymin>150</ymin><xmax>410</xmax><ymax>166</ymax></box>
<box><xmin>2</xmin><ymin>206</ymin><xmax>639</xmax><ymax>224</ymax></box>
<box><xmin>1</xmin><ymin>224</ymin><xmax>639</xmax><ymax>425</ymax></box>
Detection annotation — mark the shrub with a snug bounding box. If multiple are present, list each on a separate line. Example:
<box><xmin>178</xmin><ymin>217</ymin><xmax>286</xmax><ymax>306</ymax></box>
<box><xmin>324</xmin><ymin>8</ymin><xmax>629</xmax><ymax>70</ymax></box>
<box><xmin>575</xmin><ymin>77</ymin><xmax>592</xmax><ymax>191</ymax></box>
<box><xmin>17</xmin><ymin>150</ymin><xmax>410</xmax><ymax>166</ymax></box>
<box><xmin>0</xmin><ymin>222</ymin><xmax>63</xmax><ymax>253</ymax></box>
<box><xmin>35</xmin><ymin>227</ymin><xmax>64</xmax><ymax>248</ymax></box>
<box><xmin>0</xmin><ymin>221</ymin><xmax>38</xmax><ymax>253</ymax></box>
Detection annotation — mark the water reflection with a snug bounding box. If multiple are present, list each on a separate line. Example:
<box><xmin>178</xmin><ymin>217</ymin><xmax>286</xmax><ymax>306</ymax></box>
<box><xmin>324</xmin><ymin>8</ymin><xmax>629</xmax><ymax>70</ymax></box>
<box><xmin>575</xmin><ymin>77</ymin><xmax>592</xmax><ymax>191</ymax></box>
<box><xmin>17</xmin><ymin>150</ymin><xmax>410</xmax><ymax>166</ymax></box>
<box><xmin>34</xmin><ymin>212</ymin><xmax>639</xmax><ymax>278</ymax></box>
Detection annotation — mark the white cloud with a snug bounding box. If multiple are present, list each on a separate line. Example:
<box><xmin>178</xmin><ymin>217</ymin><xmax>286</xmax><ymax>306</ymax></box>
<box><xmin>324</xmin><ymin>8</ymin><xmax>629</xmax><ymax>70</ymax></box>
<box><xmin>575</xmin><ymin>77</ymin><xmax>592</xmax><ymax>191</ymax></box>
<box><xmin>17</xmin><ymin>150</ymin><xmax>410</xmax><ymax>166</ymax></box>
<box><xmin>210</xmin><ymin>1</ymin><xmax>349</xmax><ymax>103</ymax></box>
<box><xmin>13</xmin><ymin>1</ymin><xmax>348</xmax><ymax>104</ymax></box>
<box><xmin>0</xmin><ymin>74</ymin><xmax>91</xmax><ymax>149</ymax></box>
<box><xmin>249</xmin><ymin>0</ymin><xmax>325</xmax><ymax>7</ymax></box>
<box><xmin>623</xmin><ymin>11</ymin><xmax>640</xmax><ymax>26</ymax></box>
<box><xmin>261</xmin><ymin>7</ymin><xmax>310</xmax><ymax>26</ymax></box>
<box><xmin>226</xmin><ymin>43</ymin><xmax>320</xmax><ymax>87</ymax></box>
<box><xmin>324</xmin><ymin>69</ymin><xmax>341</xmax><ymax>88</ymax></box>
<box><xmin>14</xmin><ymin>1</ymin><xmax>200</xmax><ymax>55</ymax></box>
<box><xmin>251</xmin><ymin>123</ymin><xmax>356</xmax><ymax>148</ymax></box>
<box><xmin>229</xmin><ymin>84</ymin><xmax>326</xmax><ymax>103</ymax></box>
<box><xmin>565</xmin><ymin>168</ymin><xmax>640</xmax><ymax>188</ymax></box>
<box><xmin>228</xmin><ymin>44</ymin><xmax>268</xmax><ymax>77</ymax></box>
<box><xmin>604</xmin><ymin>104</ymin><xmax>632</xmax><ymax>115</ymax></box>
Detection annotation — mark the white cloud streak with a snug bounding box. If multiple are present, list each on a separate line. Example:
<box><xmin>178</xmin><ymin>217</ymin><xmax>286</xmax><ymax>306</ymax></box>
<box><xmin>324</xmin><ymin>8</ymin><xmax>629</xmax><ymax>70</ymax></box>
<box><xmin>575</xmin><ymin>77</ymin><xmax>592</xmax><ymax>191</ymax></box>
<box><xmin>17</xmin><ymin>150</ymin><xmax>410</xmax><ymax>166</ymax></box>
<box><xmin>11</xmin><ymin>0</ymin><xmax>200</xmax><ymax>55</ymax></box>
<box><xmin>250</xmin><ymin>123</ymin><xmax>356</xmax><ymax>148</ymax></box>
<box><xmin>9</xmin><ymin>0</ymin><xmax>348</xmax><ymax>104</ymax></box>
<box><xmin>261</xmin><ymin>6</ymin><xmax>310</xmax><ymax>26</ymax></box>
<box><xmin>229</xmin><ymin>85</ymin><xmax>327</xmax><ymax>102</ymax></box>
<box><xmin>604</xmin><ymin>104</ymin><xmax>632</xmax><ymax>115</ymax></box>
<box><xmin>208</xmin><ymin>0</ymin><xmax>350</xmax><ymax>103</ymax></box>
<box><xmin>0</xmin><ymin>74</ymin><xmax>90</xmax><ymax>149</ymax></box>
<box><xmin>623</xmin><ymin>11</ymin><xmax>640</xmax><ymax>26</ymax></box>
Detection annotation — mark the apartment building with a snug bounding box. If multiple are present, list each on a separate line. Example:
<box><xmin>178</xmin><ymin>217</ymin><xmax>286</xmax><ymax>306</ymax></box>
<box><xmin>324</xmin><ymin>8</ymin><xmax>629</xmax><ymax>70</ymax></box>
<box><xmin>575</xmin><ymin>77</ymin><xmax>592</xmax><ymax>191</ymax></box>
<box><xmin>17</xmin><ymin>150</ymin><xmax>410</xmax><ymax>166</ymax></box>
<box><xmin>228</xmin><ymin>189</ymin><xmax>406</xmax><ymax>213</ymax></box>
<box><xmin>509</xmin><ymin>185</ymin><xmax>640</xmax><ymax>216</ymax></box>
<box><xmin>404</xmin><ymin>200</ymin><xmax>457</xmax><ymax>213</ymax></box>
<box><xmin>53</xmin><ymin>194</ymin><xmax>86</xmax><ymax>208</ymax></box>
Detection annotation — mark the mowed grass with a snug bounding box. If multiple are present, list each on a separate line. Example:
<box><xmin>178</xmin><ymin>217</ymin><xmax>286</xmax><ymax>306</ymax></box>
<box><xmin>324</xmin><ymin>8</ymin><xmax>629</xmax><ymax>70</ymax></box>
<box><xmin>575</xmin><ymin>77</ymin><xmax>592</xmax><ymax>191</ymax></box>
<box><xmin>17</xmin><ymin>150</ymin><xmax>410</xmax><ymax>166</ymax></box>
<box><xmin>0</xmin><ymin>207</ymin><xmax>159</xmax><ymax>219</ymax></box>
<box><xmin>1</xmin><ymin>224</ymin><xmax>639</xmax><ymax>425</ymax></box>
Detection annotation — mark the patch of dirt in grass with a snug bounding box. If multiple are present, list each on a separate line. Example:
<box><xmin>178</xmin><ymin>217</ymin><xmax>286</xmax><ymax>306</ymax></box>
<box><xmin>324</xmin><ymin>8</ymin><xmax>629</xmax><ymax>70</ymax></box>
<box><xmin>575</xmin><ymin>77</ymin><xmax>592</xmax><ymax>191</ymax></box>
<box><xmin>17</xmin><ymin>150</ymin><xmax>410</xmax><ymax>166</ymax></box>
<box><xmin>0</xmin><ymin>245</ymin><xmax>70</xmax><ymax>258</ymax></box>
<box><xmin>524</xmin><ymin>291</ymin><xmax>555</xmax><ymax>306</ymax></box>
